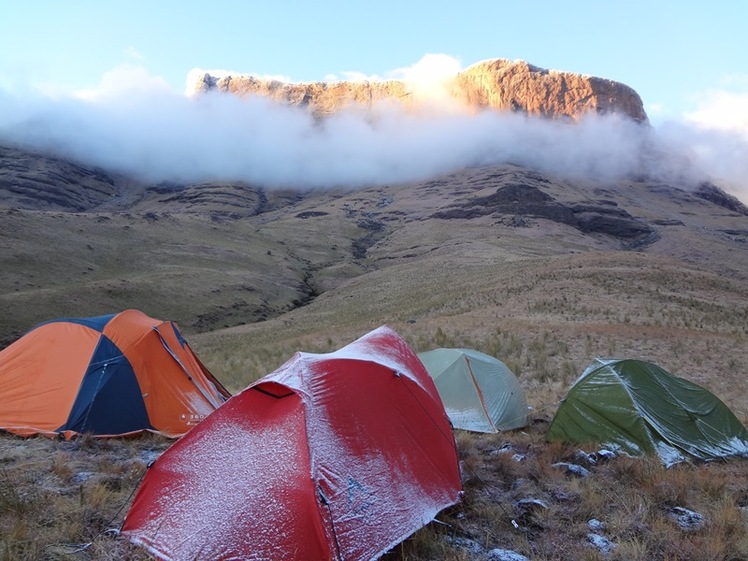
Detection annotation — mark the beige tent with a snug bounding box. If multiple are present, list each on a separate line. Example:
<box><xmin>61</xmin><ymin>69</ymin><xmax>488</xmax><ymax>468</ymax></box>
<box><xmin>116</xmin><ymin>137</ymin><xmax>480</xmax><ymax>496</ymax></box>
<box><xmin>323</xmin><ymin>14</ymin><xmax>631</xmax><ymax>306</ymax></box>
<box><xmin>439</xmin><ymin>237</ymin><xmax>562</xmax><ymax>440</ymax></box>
<box><xmin>418</xmin><ymin>348</ymin><xmax>528</xmax><ymax>433</ymax></box>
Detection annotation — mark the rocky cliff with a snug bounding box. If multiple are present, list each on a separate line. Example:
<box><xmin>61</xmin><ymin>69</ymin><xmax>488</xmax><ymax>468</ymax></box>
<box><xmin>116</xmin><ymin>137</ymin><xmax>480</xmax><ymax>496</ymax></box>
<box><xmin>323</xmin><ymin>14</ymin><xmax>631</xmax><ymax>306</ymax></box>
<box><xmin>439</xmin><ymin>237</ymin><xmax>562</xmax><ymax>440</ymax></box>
<box><xmin>193</xmin><ymin>58</ymin><xmax>648</xmax><ymax>122</ymax></box>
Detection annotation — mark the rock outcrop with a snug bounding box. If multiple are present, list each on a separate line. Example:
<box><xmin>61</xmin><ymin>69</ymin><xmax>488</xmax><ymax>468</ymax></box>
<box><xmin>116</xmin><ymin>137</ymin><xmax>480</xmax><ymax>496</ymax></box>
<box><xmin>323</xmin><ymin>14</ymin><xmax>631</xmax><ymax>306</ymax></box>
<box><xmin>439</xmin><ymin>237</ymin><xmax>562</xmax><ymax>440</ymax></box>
<box><xmin>452</xmin><ymin>59</ymin><xmax>647</xmax><ymax>122</ymax></box>
<box><xmin>431</xmin><ymin>178</ymin><xmax>657</xmax><ymax>247</ymax></box>
<box><xmin>193</xmin><ymin>58</ymin><xmax>647</xmax><ymax>122</ymax></box>
<box><xmin>0</xmin><ymin>145</ymin><xmax>119</xmax><ymax>211</ymax></box>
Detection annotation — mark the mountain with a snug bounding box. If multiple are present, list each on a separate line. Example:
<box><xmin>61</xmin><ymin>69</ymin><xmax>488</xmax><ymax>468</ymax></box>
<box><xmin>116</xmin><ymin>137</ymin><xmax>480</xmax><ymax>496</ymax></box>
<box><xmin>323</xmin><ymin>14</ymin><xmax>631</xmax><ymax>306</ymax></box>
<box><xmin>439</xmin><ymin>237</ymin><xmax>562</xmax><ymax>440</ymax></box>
<box><xmin>194</xmin><ymin>58</ymin><xmax>648</xmax><ymax>122</ymax></box>
<box><xmin>2</xmin><ymin>59</ymin><xmax>748</xmax><ymax>561</ymax></box>
<box><xmin>1</xmin><ymin>57</ymin><xmax>747</xmax><ymax>420</ymax></box>
<box><xmin>1</xmin><ymin>140</ymin><xmax>746</xmax><ymax>359</ymax></box>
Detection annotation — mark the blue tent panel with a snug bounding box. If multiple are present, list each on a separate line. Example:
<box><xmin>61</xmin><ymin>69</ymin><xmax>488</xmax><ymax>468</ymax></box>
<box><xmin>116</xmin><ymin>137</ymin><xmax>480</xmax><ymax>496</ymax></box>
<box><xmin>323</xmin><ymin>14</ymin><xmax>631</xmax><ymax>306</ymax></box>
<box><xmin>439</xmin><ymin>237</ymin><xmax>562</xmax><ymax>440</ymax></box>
<box><xmin>35</xmin><ymin>313</ymin><xmax>117</xmax><ymax>334</ymax></box>
<box><xmin>60</xmin><ymin>335</ymin><xmax>152</xmax><ymax>435</ymax></box>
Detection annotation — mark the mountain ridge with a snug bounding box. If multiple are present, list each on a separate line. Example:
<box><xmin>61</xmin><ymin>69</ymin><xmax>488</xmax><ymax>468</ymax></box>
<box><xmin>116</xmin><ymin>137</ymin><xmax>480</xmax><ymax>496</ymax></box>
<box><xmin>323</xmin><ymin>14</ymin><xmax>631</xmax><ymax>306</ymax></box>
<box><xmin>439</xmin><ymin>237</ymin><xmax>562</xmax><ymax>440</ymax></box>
<box><xmin>193</xmin><ymin>58</ymin><xmax>648</xmax><ymax>122</ymax></box>
<box><xmin>1</xmin><ymin>140</ymin><xmax>747</xmax><ymax>348</ymax></box>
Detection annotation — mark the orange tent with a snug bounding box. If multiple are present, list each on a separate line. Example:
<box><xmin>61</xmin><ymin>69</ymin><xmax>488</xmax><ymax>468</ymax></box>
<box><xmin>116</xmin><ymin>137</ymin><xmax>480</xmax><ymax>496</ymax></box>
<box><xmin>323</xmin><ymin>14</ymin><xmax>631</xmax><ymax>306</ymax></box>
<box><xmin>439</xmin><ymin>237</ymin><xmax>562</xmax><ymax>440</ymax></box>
<box><xmin>0</xmin><ymin>309</ymin><xmax>230</xmax><ymax>439</ymax></box>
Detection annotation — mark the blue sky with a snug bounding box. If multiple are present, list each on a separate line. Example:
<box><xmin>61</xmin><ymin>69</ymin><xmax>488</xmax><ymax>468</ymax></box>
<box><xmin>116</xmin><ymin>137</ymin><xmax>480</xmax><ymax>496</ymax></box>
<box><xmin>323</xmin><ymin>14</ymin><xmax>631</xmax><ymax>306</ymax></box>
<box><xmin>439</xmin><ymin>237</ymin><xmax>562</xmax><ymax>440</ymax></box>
<box><xmin>2</xmin><ymin>0</ymin><xmax>746</xmax><ymax>119</ymax></box>
<box><xmin>0</xmin><ymin>1</ymin><xmax>746</xmax><ymax>200</ymax></box>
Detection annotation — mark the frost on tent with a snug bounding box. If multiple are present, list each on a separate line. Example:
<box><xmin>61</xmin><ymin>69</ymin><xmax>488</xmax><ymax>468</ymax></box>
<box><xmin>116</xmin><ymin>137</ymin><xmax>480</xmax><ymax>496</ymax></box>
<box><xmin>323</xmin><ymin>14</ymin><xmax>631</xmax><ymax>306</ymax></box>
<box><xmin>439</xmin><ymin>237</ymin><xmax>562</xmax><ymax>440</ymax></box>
<box><xmin>121</xmin><ymin>325</ymin><xmax>463</xmax><ymax>561</ymax></box>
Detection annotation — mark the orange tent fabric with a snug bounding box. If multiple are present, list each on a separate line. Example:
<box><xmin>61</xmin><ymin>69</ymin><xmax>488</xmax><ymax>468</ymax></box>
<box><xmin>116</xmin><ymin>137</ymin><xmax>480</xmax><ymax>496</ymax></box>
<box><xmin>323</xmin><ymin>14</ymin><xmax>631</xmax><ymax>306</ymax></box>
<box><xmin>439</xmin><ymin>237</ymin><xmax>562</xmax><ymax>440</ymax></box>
<box><xmin>0</xmin><ymin>309</ymin><xmax>230</xmax><ymax>438</ymax></box>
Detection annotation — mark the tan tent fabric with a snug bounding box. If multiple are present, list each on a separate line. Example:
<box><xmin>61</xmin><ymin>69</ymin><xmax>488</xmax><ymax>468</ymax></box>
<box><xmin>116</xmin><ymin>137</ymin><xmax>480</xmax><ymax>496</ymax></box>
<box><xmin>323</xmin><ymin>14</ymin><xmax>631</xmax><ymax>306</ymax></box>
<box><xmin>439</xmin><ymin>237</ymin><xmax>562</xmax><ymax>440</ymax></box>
<box><xmin>419</xmin><ymin>348</ymin><xmax>528</xmax><ymax>432</ymax></box>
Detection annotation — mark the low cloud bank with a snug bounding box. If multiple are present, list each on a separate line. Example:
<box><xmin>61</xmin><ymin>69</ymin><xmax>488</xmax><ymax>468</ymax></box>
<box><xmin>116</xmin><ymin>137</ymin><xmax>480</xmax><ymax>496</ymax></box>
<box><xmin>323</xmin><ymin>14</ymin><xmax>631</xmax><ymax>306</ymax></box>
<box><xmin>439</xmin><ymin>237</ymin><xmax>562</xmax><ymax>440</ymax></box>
<box><xmin>1</xmin><ymin>63</ymin><xmax>746</xmax><ymax>204</ymax></box>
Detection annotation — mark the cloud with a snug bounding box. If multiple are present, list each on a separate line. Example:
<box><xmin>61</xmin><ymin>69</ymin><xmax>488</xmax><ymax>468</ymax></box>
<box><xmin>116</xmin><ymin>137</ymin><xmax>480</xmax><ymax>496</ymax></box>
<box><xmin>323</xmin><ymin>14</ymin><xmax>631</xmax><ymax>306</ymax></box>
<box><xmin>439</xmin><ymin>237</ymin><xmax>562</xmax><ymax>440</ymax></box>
<box><xmin>324</xmin><ymin>54</ymin><xmax>464</xmax><ymax>108</ymax></box>
<box><xmin>658</xmin><ymin>84</ymin><xmax>748</xmax><ymax>201</ymax></box>
<box><xmin>124</xmin><ymin>46</ymin><xmax>145</xmax><ymax>62</ymax></box>
<box><xmin>0</xmin><ymin>63</ymin><xmax>746</xmax><ymax>205</ymax></box>
<box><xmin>684</xmin><ymin>89</ymin><xmax>748</xmax><ymax>139</ymax></box>
<box><xmin>74</xmin><ymin>64</ymin><xmax>172</xmax><ymax>101</ymax></box>
<box><xmin>389</xmin><ymin>54</ymin><xmax>462</xmax><ymax>80</ymax></box>
<box><xmin>387</xmin><ymin>54</ymin><xmax>465</xmax><ymax>109</ymax></box>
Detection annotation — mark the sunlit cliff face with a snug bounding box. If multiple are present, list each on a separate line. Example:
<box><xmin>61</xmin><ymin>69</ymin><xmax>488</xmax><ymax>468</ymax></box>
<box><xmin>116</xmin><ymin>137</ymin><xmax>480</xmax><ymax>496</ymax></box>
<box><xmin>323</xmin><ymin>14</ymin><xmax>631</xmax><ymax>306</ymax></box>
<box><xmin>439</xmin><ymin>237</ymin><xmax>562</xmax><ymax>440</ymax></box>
<box><xmin>195</xmin><ymin>55</ymin><xmax>648</xmax><ymax>124</ymax></box>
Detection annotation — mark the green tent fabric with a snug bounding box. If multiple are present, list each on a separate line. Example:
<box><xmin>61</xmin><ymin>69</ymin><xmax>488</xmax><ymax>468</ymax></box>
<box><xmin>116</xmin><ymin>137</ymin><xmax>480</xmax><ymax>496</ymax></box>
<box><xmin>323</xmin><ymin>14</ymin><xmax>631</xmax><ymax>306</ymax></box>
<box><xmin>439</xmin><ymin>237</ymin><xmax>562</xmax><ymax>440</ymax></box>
<box><xmin>546</xmin><ymin>358</ymin><xmax>748</xmax><ymax>466</ymax></box>
<box><xmin>418</xmin><ymin>348</ymin><xmax>528</xmax><ymax>433</ymax></box>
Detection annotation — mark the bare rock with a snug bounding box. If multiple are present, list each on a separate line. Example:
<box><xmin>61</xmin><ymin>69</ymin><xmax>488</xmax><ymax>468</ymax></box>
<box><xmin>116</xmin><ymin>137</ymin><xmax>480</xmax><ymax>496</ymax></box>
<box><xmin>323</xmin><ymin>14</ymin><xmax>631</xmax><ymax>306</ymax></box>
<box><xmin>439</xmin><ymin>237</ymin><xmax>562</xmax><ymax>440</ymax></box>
<box><xmin>587</xmin><ymin>533</ymin><xmax>617</xmax><ymax>555</ymax></box>
<box><xmin>0</xmin><ymin>145</ymin><xmax>119</xmax><ymax>211</ymax></box>
<box><xmin>695</xmin><ymin>182</ymin><xmax>748</xmax><ymax>216</ymax></box>
<box><xmin>669</xmin><ymin>506</ymin><xmax>705</xmax><ymax>530</ymax></box>
<box><xmin>513</xmin><ymin>498</ymin><xmax>549</xmax><ymax>528</ymax></box>
<box><xmin>445</xmin><ymin>535</ymin><xmax>484</xmax><ymax>556</ymax></box>
<box><xmin>486</xmin><ymin>548</ymin><xmax>530</xmax><ymax>561</ymax></box>
<box><xmin>513</xmin><ymin>498</ymin><xmax>550</xmax><ymax>514</ymax></box>
<box><xmin>552</xmin><ymin>462</ymin><xmax>590</xmax><ymax>477</ymax></box>
<box><xmin>194</xmin><ymin>58</ymin><xmax>647</xmax><ymax>123</ymax></box>
<box><xmin>452</xmin><ymin>59</ymin><xmax>648</xmax><ymax>122</ymax></box>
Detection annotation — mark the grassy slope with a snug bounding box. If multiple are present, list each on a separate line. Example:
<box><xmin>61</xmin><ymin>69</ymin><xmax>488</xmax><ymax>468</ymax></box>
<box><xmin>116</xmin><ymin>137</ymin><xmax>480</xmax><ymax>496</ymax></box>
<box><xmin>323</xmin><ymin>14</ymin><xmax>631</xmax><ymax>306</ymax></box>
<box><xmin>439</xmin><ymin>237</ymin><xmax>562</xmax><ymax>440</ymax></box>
<box><xmin>1</xmin><ymin>162</ymin><xmax>747</xmax><ymax>560</ymax></box>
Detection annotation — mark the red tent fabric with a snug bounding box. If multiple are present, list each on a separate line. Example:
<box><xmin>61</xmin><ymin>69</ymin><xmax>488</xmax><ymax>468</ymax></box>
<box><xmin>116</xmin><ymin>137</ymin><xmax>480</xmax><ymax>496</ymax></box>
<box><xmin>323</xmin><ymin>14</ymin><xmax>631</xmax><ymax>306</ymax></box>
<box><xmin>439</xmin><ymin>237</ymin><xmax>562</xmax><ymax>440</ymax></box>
<box><xmin>122</xmin><ymin>325</ymin><xmax>462</xmax><ymax>561</ymax></box>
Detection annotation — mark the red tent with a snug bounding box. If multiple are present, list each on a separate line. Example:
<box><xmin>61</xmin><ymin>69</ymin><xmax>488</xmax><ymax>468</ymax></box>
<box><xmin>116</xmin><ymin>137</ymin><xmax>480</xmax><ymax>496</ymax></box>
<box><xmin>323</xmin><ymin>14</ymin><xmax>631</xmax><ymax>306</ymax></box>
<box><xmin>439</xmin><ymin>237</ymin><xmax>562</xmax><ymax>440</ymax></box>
<box><xmin>122</xmin><ymin>325</ymin><xmax>462</xmax><ymax>561</ymax></box>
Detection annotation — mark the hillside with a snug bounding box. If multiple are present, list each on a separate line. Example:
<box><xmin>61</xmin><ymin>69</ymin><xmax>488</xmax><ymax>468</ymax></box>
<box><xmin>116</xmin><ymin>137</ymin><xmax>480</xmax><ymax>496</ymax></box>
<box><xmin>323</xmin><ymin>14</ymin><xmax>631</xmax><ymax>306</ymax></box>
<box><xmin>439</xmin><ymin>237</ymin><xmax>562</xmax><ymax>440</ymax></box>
<box><xmin>2</xmin><ymin>142</ymin><xmax>746</xmax><ymax>352</ymax></box>
<box><xmin>1</xmin><ymin>139</ymin><xmax>747</xmax><ymax>417</ymax></box>
<box><xmin>1</xmin><ymin>92</ymin><xmax>748</xmax><ymax>558</ymax></box>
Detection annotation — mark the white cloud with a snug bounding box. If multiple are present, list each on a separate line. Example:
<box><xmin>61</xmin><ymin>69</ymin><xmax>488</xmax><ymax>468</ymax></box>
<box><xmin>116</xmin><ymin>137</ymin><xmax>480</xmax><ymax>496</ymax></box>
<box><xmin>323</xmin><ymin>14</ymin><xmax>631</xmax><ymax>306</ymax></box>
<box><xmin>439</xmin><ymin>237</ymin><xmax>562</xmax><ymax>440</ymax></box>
<box><xmin>386</xmin><ymin>54</ymin><xmax>464</xmax><ymax>109</ymax></box>
<box><xmin>718</xmin><ymin>73</ymin><xmax>748</xmax><ymax>88</ymax></box>
<box><xmin>645</xmin><ymin>102</ymin><xmax>664</xmax><ymax>117</ymax></box>
<box><xmin>684</xmin><ymin>89</ymin><xmax>748</xmax><ymax>140</ymax></box>
<box><xmin>657</xmin><ymin>117</ymin><xmax>748</xmax><ymax>202</ymax></box>
<box><xmin>74</xmin><ymin>64</ymin><xmax>172</xmax><ymax>101</ymax></box>
<box><xmin>124</xmin><ymin>46</ymin><xmax>145</xmax><ymax>62</ymax></box>
<box><xmin>386</xmin><ymin>54</ymin><xmax>463</xmax><ymax>83</ymax></box>
<box><xmin>0</xmin><ymin>63</ymin><xmax>746</xmax><ymax>205</ymax></box>
<box><xmin>324</xmin><ymin>54</ymin><xmax>464</xmax><ymax>105</ymax></box>
<box><xmin>655</xmin><ymin>83</ymin><xmax>748</xmax><ymax>201</ymax></box>
<box><xmin>329</xmin><ymin>70</ymin><xmax>384</xmax><ymax>83</ymax></box>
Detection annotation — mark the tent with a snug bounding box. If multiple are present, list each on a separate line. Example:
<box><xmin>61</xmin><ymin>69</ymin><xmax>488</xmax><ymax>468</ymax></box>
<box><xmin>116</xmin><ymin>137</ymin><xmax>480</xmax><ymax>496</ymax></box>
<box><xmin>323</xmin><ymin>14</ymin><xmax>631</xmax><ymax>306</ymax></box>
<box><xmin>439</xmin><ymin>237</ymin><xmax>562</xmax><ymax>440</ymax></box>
<box><xmin>122</xmin><ymin>325</ymin><xmax>462</xmax><ymax>561</ymax></box>
<box><xmin>546</xmin><ymin>358</ymin><xmax>748</xmax><ymax>466</ymax></box>
<box><xmin>418</xmin><ymin>348</ymin><xmax>528</xmax><ymax>432</ymax></box>
<box><xmin>0</xmin><ymin>309</ymin><xmax>230</xmax><ymax>439</ymax></box>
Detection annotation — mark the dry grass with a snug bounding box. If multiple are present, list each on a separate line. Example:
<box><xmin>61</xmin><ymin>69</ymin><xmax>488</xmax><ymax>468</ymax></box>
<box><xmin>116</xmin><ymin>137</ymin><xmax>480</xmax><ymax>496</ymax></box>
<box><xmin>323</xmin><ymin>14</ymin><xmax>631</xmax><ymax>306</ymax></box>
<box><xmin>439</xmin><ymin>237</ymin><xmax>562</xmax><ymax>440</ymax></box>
<box><xmin>0</xmin><ymin>434</ymin><xmax>168</xmax><ymax>560</ymax></box>
<box><xmin>2</xmin><ymin>256</ymin><xmax>747</xmax><ymax>560</ymax></box>
<box><xmin>1</xmin><ymin>413</ymin><xmax>745</xmax><ymax>560</ymax></box>
<box><xmin>1</xmin><ymin>161</ymin><xmax>747</xmax><ymax>559</ymax></box>
<box><xmin>189</xmin><ymin>248</ymin><xmax>748</xmax><ymax>389</ymax></box>
<box><xmin>380</xmin><ymin>426</ymin><xmax>748</xmax><ymax>561</ymax></box>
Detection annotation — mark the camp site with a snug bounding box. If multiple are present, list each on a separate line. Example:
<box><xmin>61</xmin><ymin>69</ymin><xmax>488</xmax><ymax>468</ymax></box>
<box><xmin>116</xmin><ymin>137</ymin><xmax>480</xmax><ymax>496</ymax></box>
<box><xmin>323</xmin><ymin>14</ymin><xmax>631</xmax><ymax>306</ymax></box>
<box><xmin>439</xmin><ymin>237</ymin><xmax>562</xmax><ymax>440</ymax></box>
<box><xmin>2</xmin><ymin>9</ymin><xmax>748</xmax><ymax>558</ymax></box>
<box><xmin>1</xmin><ymin>305</ymin><xmax>747</xmax><ymax>560</ymax></box>
<box><xmin>1</xmin><ymin>160</ymin><xmax>748</xmax><ymax>561</ymax></box>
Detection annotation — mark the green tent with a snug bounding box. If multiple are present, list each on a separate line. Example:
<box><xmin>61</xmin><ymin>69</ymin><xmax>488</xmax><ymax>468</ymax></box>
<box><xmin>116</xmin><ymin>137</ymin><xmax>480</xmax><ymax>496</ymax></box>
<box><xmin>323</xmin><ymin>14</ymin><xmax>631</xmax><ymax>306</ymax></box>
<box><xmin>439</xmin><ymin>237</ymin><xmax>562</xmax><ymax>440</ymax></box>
<box><xmin>546</xmin><ymin>358</ymin><xmax>748</xmax><ymax>466</ymax></box>
<box><xmin>418</xmin><ymin>348</ymin><xmax>528</xmax><ymax>433</ymax></box>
